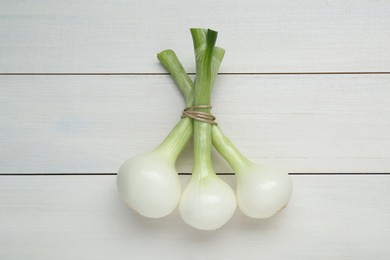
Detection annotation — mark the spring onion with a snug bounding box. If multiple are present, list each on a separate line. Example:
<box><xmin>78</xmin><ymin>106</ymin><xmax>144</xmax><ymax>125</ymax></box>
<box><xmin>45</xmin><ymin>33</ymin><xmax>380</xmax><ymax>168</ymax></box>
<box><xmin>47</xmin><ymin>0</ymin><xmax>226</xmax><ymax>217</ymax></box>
<box><xmin>177</xmin><ymin>29</ymin><xmax>236</xmax><ymax>230</ymax></box>
<box><xmin>212</xmin><ymin>127</ymin><xmax>293</xmax><ymax>218</ymax></box>
<box><xmin>116</xmin><ymin>118</ymin><xmax>190</xmax><ymax>218</ymax></box>
<box><xmin>117</xmin><ymin>28</ymin><xmax>293</xmax><ymax>229</ymax></box>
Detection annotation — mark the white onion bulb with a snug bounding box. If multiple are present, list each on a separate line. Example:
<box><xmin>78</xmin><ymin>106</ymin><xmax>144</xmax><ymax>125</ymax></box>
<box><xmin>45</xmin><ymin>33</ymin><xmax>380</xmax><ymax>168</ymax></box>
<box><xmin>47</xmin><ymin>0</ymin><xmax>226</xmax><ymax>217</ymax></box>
<box><xmin>179</xmin><ymin>175</ymin><xmax>237</xmax><ymax>230</ymax></box>
<box><xmin>236</xmin><ymin>165</ymin><xmax>293</xmax><ymax>218</ymax></box>
<box><xmin>117</xmin><ymin>151</ymin><xmax>181</xmax><ymax>218</ymax></box>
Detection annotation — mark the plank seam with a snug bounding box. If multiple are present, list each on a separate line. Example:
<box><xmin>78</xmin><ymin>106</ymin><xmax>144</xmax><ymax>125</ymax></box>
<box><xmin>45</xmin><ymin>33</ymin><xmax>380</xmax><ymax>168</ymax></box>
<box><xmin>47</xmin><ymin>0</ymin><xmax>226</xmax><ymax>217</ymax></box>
<box><xmin>0</xmin><ymin>173</ymin><xmax>389</xmax><ymax>176</ymax></box>
<box><xmin>0</xmin><ymin>72</ymin><xmax>390</xmax><ymax>76</ymax></box>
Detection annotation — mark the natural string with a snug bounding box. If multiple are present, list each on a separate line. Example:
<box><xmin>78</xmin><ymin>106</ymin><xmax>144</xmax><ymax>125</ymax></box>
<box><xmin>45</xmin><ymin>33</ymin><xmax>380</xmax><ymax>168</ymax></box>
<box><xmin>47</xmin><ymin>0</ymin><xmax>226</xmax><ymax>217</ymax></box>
<box><xmin>181</xmin><ymin>105</ymin><xmax>218</xmax><ymax>125</ymax></box>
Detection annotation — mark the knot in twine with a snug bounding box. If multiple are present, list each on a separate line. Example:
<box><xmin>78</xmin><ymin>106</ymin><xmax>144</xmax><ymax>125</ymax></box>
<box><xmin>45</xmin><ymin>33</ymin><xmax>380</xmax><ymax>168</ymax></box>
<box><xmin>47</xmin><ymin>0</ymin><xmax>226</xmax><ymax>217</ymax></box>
<box><xmin>181</xmin><ymin>105</ymin><xmax>217</xmax><ymax>125</ymax></box>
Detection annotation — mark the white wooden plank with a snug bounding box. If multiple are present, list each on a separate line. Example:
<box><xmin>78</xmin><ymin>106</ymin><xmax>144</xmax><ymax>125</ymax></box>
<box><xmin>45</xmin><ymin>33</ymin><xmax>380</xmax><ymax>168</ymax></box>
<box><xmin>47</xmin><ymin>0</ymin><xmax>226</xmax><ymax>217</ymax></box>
<box><xmin>1</xmin><ymin>0</ymin><xmax>389</xmax><ymax>73</ymax></box>
<box><xmin>1</xmin><ymin>75</ymin><xmax>389</xmax><ymax>173</ymax></box>
<box><xmin>0</xmin><ymin>175</ymin><xmax>389</xmax><ymax>259</ymax></box>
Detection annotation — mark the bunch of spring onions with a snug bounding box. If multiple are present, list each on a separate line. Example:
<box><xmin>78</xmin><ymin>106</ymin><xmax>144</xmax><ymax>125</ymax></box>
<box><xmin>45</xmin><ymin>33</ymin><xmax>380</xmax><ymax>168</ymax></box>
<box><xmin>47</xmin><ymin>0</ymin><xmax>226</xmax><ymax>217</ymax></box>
<box><xmin>117</xmin><ymin>28</ymin><xmax>293</xmax><ymax>230</ymax></box>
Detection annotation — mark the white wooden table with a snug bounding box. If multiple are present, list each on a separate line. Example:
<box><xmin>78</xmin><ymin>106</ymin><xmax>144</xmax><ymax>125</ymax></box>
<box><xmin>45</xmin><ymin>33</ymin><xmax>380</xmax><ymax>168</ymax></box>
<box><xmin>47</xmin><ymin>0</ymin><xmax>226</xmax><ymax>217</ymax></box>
<box><xmin>1</xmin><ymin>1</ymin><xmax>389</xmax><ymax>259</ymax></box>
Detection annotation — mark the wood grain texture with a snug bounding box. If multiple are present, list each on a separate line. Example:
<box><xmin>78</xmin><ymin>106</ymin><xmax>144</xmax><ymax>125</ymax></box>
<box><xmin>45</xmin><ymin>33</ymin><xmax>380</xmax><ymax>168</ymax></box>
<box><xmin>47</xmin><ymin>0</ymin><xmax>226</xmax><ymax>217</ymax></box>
<box><xmin>0</xmin><ymin>175</ymin><xmax>389</xmax><ymax>260</ymax></box>
<box><xmin>1</xmin><ymin>75</ymin><xmax>389</xmax><ymax>174</ymax></box>
<box><xmin>1</xmin><ymin>0</ymin><xmax>389</xmax><ymax>73</ymax></box>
